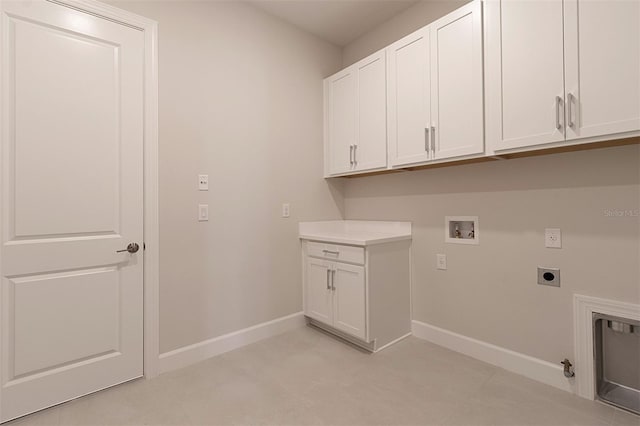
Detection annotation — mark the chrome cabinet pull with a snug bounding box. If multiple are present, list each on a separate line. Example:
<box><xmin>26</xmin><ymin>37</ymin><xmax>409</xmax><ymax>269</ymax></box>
<box><xmin>326</xmin><ymin>269</ymin><xmax>331</xmax><ymax>290</ymax></box>
<box><xmin>555</xmin><ymin>96</ymin><xmax>563</xmax><ymax>130</ymax></box>
<box><xmin>322</xmin><ymin>249</ymin><xmax>339</xmax><ymax>256</ymax></box>
<box><xmin>353</xmin><ymin>145</ymin><xmax>357</xmax><ymax>165</ymax></box>
<box><xmin>331</xmin><ymin>270</ymin><xmax>336</xmax><ymax>291</ymax></box>
<box><xmin>431</xmin><ymin>126</ymin><xmax>436</xmax><ymax>155</ymax></box>
<box><xmin>349</xmin><ymin>145</ymin><xmax>354</xmax><ymax>165</ymax></box>
<box><xmin>424</xmin><ymin>128</ymin><xmax>429</xmax><ymax>151</ymax></box>
<box><xmin>567</xmin><ymin>93</ymin><xmax>575</xmax><ymax>128</ymax></box>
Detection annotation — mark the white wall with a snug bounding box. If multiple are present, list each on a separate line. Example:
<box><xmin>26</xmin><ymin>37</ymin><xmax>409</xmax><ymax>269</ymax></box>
<box><xmin>341</xmin><ymin>0</ymin><xmax>640</xmax><ymax>365</ymax></box>
<box><xmin>343</xmin><ymin>0</ymin><xmax>468</xmax><ymax>66</ymax></box>
<box><xmin>105</xmin><ymin>0</ymin><xmax>344</xmax><ymax>353</ymax></box>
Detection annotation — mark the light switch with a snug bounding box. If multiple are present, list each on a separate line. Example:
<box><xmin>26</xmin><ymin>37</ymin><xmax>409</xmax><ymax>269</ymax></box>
<box><xmin>198</xmin><ymin>204</ymin><xmax>208</xmax><ymax>221</ymax></box>
<box><xmin>282</xmin><ymin>203</ymin><xmax>290</xmax><ymax>218</ymax></box>
<box><xmin>545</xmin><ymin>228</ymin><xmax>561</xmax><ymax>248</ymax></box>
<box><xmin>198</xmin><ymin>174</ymin><xmax>208</xmax><ymax>191</ymax></box>
<box><xmin>436</xmin><ymin>254</ymin><xmax>447</xmax><ymax>270</ymax></box>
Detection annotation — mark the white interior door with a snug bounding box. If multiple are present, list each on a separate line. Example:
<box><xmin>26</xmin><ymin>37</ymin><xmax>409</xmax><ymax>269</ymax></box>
<box><xmin>495</xmin><ymin>0</ymin><xmax>565</xmax><ymax>150</ymax></box>
<box><xmin>431</xmin><ymin>1</ymin><xmax>484</xmax><ymax>160</ymax></box>
<box><xmin>326</xmin><ymin>69</ymin><xmax>356</xmax><ymax>176</ymax></box>
<box><xmin>564</xmin><ymin>0</ymin><xmax>640</xmax><ymax>141</ymax></box>
<box><xmin>0</xmin><ymin>1</ymin><xmax>144</xmax><ymax>421</ymax></box>
<box><xmin>354</xmin><ymin>50</ymin><xmax>387</xmax><ymax>172</ymax></box>
<box><xmin>332</xmin><ymin>263</ymin><xmax>365</xmax><ymax>340</ymax></box>
<box><xmin>387</xmin><ymin>28</ymin><xmax>431</xmax><ymax>167</ymax></box>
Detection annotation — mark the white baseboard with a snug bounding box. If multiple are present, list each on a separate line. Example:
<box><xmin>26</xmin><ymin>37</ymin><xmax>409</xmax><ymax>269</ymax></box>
<box><xmin>158</xmin><ymin>312</ymin><xmax>305</xmax><ymax>374</ymax></box>
<box><xmin>412</xmin><ymin>320</ymin><xmax>575</xmax><ymax>394</ymax></box>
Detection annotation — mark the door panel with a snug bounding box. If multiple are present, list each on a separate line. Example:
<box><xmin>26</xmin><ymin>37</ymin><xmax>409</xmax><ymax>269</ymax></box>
<box><xmin>333</xmin><ymin>263</ymin><xmax>365</xmax><ymax>340</ymax></box>
<box><xmin>11</xmin><ymin>17</ymin><xmax>120</xmax><ymax>238</ymax></box>
<box><xmin>355</xmin><ymin>50</ymin><xmax>387</xmax><ymax>172</ymax></box>
<box><xmin>305</xmin><ymin>258</ymin><xmax>333</xmax><ymax>325</ymax></box>
<box><xmin>326</xmin><ymin>70</ymin><xmax>355</xmax><ymax>175</ymax></box>
<box><xmin>431</xmin><ymin>1</ymin><xmax>484</xmax><ymax>160</ymax></box>
<box><xmin>564</xmin><ymin>0</ymin><xmax>640</xmax><ymax>140</ymax></box>
<box><xmin>497</xmin><ymin>0</ymin><xmax>565</xmax><ymax>150</ymax></box>
<box><xmin>0</xmin><ymin>1</ymin><xmax>144</xmax><ymax>421</ymax></box>
<box><xmin>387</xmin><ymin>28</ymin><xmax>431</xmax><ymax>166</ymax></box>
<box><xmin>12</xmin><ymin>268</ymin><xmax>119</xmax><ymax>377</ymax></box>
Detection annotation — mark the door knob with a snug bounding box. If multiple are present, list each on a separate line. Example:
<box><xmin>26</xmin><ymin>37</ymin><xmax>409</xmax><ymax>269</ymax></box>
<box><xmin>117</xmin><ymin>243</ymin><xmax>140</xmax><ymax>254</ymax></box>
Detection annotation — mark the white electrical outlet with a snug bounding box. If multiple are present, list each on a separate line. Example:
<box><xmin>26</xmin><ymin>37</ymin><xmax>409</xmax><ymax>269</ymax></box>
<box><xmin>545</xmin><ymin>228</ymin><xmax>562</xmax><ymax>248</ymax></box>
<box><xmin>436</xmin><ymin>254</ymin><xmax>447</xmax><ymax>270</ymax></box>
<box><xmin>198</xmin><ymin>175</ymin><xmax>209</xmax><ymax>191</ymax></box>
<box><xmin>282</xmin><ymin>203</ymin><xmax>290</xmax><ymax>218</ymax></box>
<box><xmin>198</xmin><ymin>204</ymin><xmax>208</xmax><ymax>221</ymax></box>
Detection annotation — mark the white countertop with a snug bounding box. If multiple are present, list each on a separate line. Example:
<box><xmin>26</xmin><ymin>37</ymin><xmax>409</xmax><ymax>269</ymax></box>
<box><xmin>299</xmin><ymin>220</ymin><xmax>411</xmax><ymax>246</ymax></box>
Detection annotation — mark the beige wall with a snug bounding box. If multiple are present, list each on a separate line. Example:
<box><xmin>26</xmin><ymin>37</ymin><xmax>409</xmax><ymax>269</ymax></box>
<box><xmin>345</xmin><ymin>146</ymin><xmax>640</xmax><ymax>363</ymax></box>
<box><xmin>343</xmin><ymin>0</ymin><xmax>468</xmax><ymax>67</ymax></box>
<box><xmin>106</xmin><ymin>0</ymin><xmax>344</xmax><ymax>353</ymax></box>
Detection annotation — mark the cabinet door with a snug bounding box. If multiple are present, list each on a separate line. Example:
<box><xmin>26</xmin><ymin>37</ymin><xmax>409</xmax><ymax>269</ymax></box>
<box><xmin>325</xmin><ymin>69</ymin><xmax>355</xmax><ymax>175</ymax></box>
<box><xmin>564</xmin><ymin>0</ymin><xmax>640</xmax><ymax>140</ymax></box>
<box><xmin>487</xmin><ymin>0</ymin><xmax>565</xmax><ymax>151</ymax></box>
<box><xmin>332</xmin><ymin>263</ymin><xmax>366</xmax><ymax>340</ymax></box>
<box><xmin>305</xmin><ymin>258</ymin><xmax>333</xmax><ymax>325</ymax></box>
<box><xmin>431</xmin><ymin>1</ymin><xmax>484</xmax><ymax>160</ymax></box>
<box><xmin>387</xmin><ymin>28</ymin><xmax>431</xmax><ymax>166</ymax></box>
<box><xmin>354</xmin><ymin>50</ymin><xmax>387</xmax><ymax>172</ymax></box>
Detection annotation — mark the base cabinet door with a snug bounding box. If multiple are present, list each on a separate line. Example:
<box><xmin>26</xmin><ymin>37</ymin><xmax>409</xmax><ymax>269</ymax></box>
<box><xmin>563</xmin><ymin>0</ymin><xmax>640</xmax><ymax>141</ymax></box>
<box><xmin>305</xmin><ymin>258</ymin><xmax>333</xmax><ymax>325</ymax></box>
<box><xmin>332</xmin><ymin>263</ymin><xmax>366</xmax><ymax>340</ymax></box>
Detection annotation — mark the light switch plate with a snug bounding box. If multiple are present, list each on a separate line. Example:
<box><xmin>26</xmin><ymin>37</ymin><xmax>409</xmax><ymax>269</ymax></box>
<box><xmin>436</xmin><ymin>254</ymin><xmax>447</xmax><ymax>270</ymax></box>
<box><xmin>198</xmin><ymin>174</ymin><xmax>208</xmax><ymax>191</ymax></box>
<box><xmin>282</xmin><ymin>203</ymin><xmax>290</xmax><ymax>218</ymax></box>
<box><xmin>545</xmin><ymin>228</ymin><xmax>562</xmax><ymax>248</ymax></box>
<box><xmin>198</xmin><ymin>204</ymin><xmax>208</xmax><ymax>221</ymax></box>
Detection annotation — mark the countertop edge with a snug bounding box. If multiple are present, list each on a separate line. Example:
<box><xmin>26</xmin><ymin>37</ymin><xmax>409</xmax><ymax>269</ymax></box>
<box><xmin>298</xmin><ymin>234</ymin><xmax>412</xmax><ymax>246</ymax></box>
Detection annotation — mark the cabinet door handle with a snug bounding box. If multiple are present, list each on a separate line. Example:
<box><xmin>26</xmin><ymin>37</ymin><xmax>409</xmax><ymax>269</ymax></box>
<box><xmin>431</xmin><ymin>126</ymin><xmax>436</xmax><ymax>155</ymax></box>
<box><xmin>567</xmin><ymin>93</ymin><xmax>575</xmax><ymax>128</ymax></box>
<box><xmin>353</xmin><ymin>145</ymin><xmax>357</xmax><ymax>165</ymax></box>
<box><xmin>331</xmin><ymin>269</ymin><xmax>336</xmax><ymax>291</ymax></box>
<box><xmin>322</xmin><ymin>249</ymin><xmax>339</xmax><ymax>256</ymax></box>
<box><xmin>349</xmin><ymin>145</ymin><xmax>354</xmax><ymax>165</ymax></box>
<box><xmin>326</xmin><ymin>269</ymin><xmax>331</xmax><ymax>290</ymax></box>
<box><xmin>424</xmin><ymin>127</ymin><xmax>430</xmax><ymax>152</ymax></box>
<box><xmin>555</xmin><ymin>96</ymin><xmax>563</xmax><ymax>130</ymax></box>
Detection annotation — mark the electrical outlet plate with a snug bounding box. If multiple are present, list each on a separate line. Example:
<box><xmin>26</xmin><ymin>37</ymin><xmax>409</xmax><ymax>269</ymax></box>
<box><xmin>537</xmin><ymin>267</ymin><xmax>560</xmax><ymax>287</ymax></box>
<box><xmin>545</xmin><ymin>228</ymin><xmax>561</xmax><ymax>248</ymax></box>
<box><xmin>282</xmin><ymin>203</ymin><xmax>290</xmax><ymax>218</ymax></box>
<box><xmin>198</xmin><ymin>174</ymin><xmax>208</xmax><ymax>191</ymax></box>
<box><xmin>436</xmin><ymin>254</ymin><xmax>447</xmax><ymax>270</ymax></box>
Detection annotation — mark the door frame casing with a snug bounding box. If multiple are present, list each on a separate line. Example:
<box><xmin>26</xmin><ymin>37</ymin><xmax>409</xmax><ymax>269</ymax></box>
<box><xmin>0</xmin><ymin>0</ymin><xmax>160</xmax><ymax>418</ymax></box>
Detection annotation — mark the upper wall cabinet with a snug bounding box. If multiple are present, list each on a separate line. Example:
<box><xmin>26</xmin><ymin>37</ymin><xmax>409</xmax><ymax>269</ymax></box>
<box><xmin>486</xmin><ymin>0</ymin><xmax>640</xmax><ymax>153</ymax></box>
<box><xmin>564</xmin><ymin>0</ymin><xmax>640</xmax><ymax>141</ymax></box>
<box><xmin>324</xmin><ymin>50</ymin><xmax>387</xmax><ymax>177</ymax></box>
<box><xmin>388</xmin><ymin>0</ymin><xmax>484</xmax><ymax>168</ymax></box>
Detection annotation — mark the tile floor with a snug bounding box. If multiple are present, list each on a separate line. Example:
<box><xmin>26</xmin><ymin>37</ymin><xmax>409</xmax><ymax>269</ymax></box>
<box><xmin>7</xmin><ymin>326</ymin><xmax>640</xmax><ymax>426</ymax></box>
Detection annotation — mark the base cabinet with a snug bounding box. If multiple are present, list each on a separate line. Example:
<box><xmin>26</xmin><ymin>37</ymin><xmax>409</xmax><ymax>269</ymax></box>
<box><xmin>302</xmin><ymin>239</ymin><xmax>410</xmax><ymax>351</ymax></box>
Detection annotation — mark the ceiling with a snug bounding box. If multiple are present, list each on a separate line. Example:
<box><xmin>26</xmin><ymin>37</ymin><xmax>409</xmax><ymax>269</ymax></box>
<box><xmin>246</xmin><ymin>0</ymin><xmax>421</xmax><ymax>47</ymax></box>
